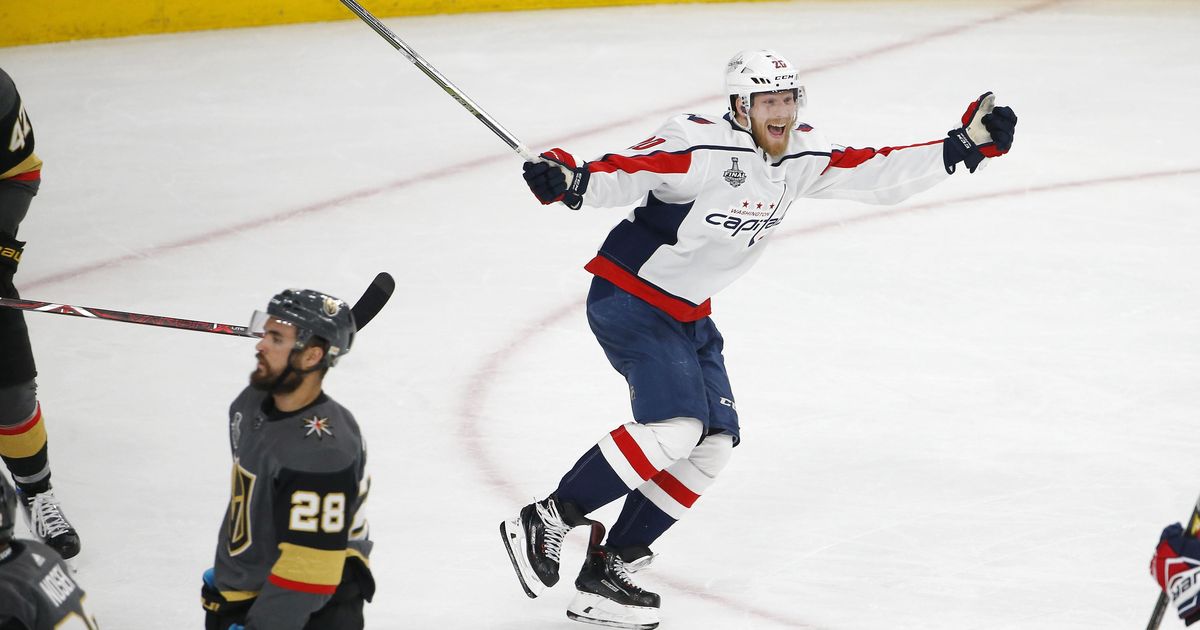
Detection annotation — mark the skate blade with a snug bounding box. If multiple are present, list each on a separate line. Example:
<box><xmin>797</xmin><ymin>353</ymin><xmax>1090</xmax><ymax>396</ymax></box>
<box><xmin>499</xmin><ymin>519</ymin><xmax>544</xmax><ymax>599</ymax></box>
<box><xmin>567</xmin><ymin>592</ymin><xmax>659</xmax><ymax>630</ymax></box>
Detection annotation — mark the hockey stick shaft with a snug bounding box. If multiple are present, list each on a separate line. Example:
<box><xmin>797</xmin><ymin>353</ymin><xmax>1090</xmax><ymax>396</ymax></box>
<box><xmin>0</xmin><ymin>297</ymin><xmax>255</xmax><ymax>337</ymax></box>
<box><xmin>0</xmin><ymin>272</ymin><xmax>395</xmax><ymax>339</ymax></box>
<box><xmin>1148</xmin><ymin>494</ymin><xmax>1200</xmax><ymax>629</ymax></box>
<box><xmin>1150</xmin><ymin>593</ymin><xmax>1169</xmax><ymax>629</ymax></box>
<box><xmin>336</xmin><ymin>0</ymin><xmax>536</xmax><ymax>161</ymax></box>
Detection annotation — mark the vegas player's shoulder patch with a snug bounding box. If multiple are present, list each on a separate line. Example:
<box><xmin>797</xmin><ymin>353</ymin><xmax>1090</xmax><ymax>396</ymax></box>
<box><xmin>302</xmin><ymin>415</ymin><xmax>334</xmax><ymax>440</ymax></box>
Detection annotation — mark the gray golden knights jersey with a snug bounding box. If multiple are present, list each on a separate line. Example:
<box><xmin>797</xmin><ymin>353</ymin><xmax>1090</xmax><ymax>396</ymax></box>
<box><xmin>0</xmin><ymin>67</ymin><xmax>42</xmax><ymax>181</ymax></box>
<box><xmin>213</xmin><ymin>387</ymin><xmax>371</xmax><ymax>630</ymax></box>
<box><xmin>0</xmin><ymin>540</ymin><xmax>98</xmax><ymax>629</ymax></box>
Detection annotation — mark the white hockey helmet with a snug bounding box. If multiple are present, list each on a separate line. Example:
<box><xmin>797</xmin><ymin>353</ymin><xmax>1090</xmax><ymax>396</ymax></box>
<box><xmin>725</xmin><ymin>49</ymin><xmax>806</xmax><ymax>129</ymax></box>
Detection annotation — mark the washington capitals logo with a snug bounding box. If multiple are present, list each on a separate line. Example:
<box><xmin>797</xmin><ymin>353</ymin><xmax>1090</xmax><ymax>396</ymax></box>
<box><xmin>723</xmin><ymin>157</ymin><xmax>747</xmax><ymax>188</ymax></box>
<box><xmin>303</xmin><ymin>416</ymin><xmax>333</xmax><ymax>439</ymax></box>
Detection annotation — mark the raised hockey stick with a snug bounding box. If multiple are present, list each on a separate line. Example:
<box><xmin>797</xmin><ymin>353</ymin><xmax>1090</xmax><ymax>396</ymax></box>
<box><xmin>349</xmin><ymin>271</ymin><xmax>395</xmax><ymax>330</ymax></box>
<box><xmin>0</xmin><ymin>272</ymin><xmax>395</xmax><ymax>338</ymax></box>
<box><xmin>336</xmin><ymin>0</ymin><xmax>537</xmax><ymax>161</ymax></box>
<box><xmin>1148</xmin><ymin>493</ymin><xmax>1200</xmax><ymax>629</ymax></box>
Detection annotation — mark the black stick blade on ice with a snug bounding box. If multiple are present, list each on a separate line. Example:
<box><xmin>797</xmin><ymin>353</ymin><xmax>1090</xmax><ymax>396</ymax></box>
<box><xmin>350</xmin><ymin>272</ymin><xmax>395</xmax><ymax>332</ymax></box>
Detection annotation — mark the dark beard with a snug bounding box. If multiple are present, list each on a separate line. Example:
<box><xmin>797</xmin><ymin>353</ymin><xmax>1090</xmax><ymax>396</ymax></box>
<box><xmin>249</xmin><ymin>363</ymin><xmax>304</xmax><ymax>394</ymax></box>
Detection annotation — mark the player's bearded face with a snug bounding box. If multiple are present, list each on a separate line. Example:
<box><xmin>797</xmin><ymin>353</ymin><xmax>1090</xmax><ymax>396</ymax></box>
<box><xmin>747</xmin><ymin>91</ymin><xmax>798</xmax><ymax>159</ymax></box>
<box><xmin>249</xmin><ymin>319</ymin><xmax>304</xmax><ymax>393</ymax></box>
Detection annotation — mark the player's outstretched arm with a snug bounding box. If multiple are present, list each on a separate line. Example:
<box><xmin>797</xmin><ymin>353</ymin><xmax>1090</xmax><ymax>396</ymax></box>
<box><xmin>943</xmin><ymin>91</ymin><xmax>1018</xmax><ymax>174</ymax></box>
<box><xmin>522</xmin><ymin>148</ymin><xmax>590</xmax><ymax>210</ymax></box>
<box><xmin>1151</xmin><ymin>522</ymin><xmax>1200</xmax><ymax>626</ymax></box>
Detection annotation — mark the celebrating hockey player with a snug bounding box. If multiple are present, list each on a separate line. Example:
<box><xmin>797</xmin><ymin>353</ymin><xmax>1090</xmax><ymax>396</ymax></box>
<box><xmin>202</xmin><ymin>289</ymin><xmax>374</xmax><ymax>630</ymax></box>
<box><xmin>0</xmin><ymin>67</ymin><xmax>80</xmax><ymax>560</ymax></box>
<box><xmin>0</xmin><ymin>473</ymin><xmax>98</xmax><ymax>629</ymax></box>
<box><xmin>501</xmin><ymin>49</ymin><xmax>1018</xmax><ymax>629</ymax></box>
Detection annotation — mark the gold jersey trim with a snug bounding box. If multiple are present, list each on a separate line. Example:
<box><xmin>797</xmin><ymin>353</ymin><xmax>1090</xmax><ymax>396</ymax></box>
<box><xmin>0</xmin><ymin>153</ymin><xmax>41</xmax><ymax>181</ymax></box>
<box><xmin>218</xmin><ymin>588</ymin><xmax>259</xmax><ymax>602</ymax></box>
<box><xmin>272</xmin><ymin>542</ymin><xmax>344</xmax><ymax>587</ymax></box>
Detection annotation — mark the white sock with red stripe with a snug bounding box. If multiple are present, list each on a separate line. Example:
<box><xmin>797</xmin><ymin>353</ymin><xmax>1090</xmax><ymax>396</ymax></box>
<box><xmin>596</xmin><ymin>418</ymin><xmax>703</xmax><ymax>490</ymax></box>
<box><xmin>554</xmin><ymin>418</ymin><xmax>702</xmax><ymax>515</ymax></box>
<box><xmin>607</xmin><ymin>433</ymin><xmax>734</xmax><ymax>549</ymax></box>
<box><xmin>639</xmin><ymin>433</ymin><xmax>732</xmax><ymax>517</ymax></box>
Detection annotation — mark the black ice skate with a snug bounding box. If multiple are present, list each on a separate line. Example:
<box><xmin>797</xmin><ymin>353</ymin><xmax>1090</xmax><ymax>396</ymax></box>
<box><xmin>566</xmin><ymin>542</ymin><xmax>660</xmax><ymax>630</ymax></box>
<box><xmin>18</xmin><ymin>487</ymin><xmax>81</xmax><ymax>559</ymax></box>
<box><xmin>500</xmin><ymin>495</ymin><xmax>591</xmax><ymax>598</ymax></box>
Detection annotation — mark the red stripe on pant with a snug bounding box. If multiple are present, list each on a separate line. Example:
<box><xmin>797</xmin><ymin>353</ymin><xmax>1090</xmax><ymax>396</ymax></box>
<box><xmin>651</xmin><ymin>470</ymin><xmax>700</xmax><ymax>508</ymax></box>
<box><xmin>610</xmin><ymin>425</ymin><xmax>658</xmax><ymax>481</ymax></box>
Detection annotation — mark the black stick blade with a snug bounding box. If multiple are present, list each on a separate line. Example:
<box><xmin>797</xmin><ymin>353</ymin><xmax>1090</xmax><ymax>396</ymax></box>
<box><xmin>351</xmin><ymin>272</ymin><xmax>395</xmax><ymax>331</ymax></box>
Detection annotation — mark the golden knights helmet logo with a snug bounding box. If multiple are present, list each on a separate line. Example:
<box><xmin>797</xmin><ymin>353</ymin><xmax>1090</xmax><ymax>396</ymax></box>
<box><xmin>322</xmin><ymin>296</ymin><xmax>341</xmax><ymax>317</ymax></box>
<box><xmin>723</xmin><ymin>157</ymin><xmax>747</xmax><ymax>188</ymax></box>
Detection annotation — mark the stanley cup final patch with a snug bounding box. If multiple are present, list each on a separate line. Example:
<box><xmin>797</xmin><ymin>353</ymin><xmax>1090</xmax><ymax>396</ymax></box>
<box><xmin>231</xmin><ymin>412</ymin><xmax>243</xmax><ymax>450</ymax></box>
<box><xmin>303</xmin><ymin>416</ymin><xmax>334</xmax><ymax>439</ymax></box>
<box><xmin>723</xmin><ymin>157</ymin><xmax>746</xmax><ymax>188</ymax></box>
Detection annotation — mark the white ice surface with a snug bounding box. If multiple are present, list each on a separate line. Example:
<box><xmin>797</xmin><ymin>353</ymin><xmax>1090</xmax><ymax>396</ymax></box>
<box><xmin>2</xmin><ymin>1</ymin><xmax>1199</xmax><ymax>628</ymax></box>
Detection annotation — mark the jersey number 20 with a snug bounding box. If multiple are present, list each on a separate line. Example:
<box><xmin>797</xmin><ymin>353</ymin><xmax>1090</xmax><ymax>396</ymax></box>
<box><xmin>289</xmin><ymin>491</ymin><xmax>346</xmax><ymax>533</ymax></box>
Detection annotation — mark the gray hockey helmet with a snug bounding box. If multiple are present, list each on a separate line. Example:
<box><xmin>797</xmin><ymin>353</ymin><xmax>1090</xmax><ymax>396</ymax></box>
<box><xmin>252</xmin><ymin>288</ymin><xmax>356</xmax><ymax>367</ymax></box>
<box><xmin>1</xmin><ymin>474</ymin><xmax>15</xmax><ymax>543</ymax></box>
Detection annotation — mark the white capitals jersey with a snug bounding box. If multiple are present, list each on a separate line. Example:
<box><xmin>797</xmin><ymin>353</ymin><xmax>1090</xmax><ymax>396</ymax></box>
<box><xmin>580</xmin><ymin>112</ymin><xmax>951</xmax><ymax>321</ymax></box>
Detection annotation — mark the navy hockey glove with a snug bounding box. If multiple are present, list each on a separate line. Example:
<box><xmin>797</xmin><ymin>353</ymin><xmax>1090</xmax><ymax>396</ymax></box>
<box><xmin>1152</xmin><ymin>523</ymin><xmax>1200</xmax><ymax>626</ymax></box>
<box><xmin>943</xmin><ymin>92</ymin><xmax>1018</xmax><ymax>174</ymax></box>
<box><xmin>522</xmin><ymin>148</ymin><xmax>590</xmax><ymax>210</ymax></box>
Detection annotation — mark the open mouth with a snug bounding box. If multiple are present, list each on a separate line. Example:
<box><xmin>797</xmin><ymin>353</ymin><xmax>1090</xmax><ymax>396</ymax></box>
<box><xmin>767</xmin><ymin>123</ymin><xmax>787</xmax><ymax>137</ymax></box>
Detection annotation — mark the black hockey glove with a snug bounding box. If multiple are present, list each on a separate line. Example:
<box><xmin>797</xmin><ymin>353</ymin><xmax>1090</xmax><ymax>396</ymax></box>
<box><xmin>201</xmin><ymin>568</ymin><xmax>252</xmax><ymax>630</ymax></box>
<box><xmin>0</xmin><ymin>233</ymin><xmax>24</xmax><ymax>298</ymax></box>
<box><xmin>522</xmin><ymin>148</ymin><xmax>590</xmax><ymax>210</ymax></box>
<box><xmin>943</xmin><ymin>92</ymin><xmax>1018</xmax><ymax>174</ymax></box>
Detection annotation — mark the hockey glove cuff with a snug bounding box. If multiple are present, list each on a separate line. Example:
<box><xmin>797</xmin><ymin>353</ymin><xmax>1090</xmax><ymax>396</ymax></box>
<box><xmin>0</xmin><ymin>234</ymin><xmax>25</xmax><ymax>298</ymax></box>
<box><xmin>0</xmin><ymin>233</ymin><xmax>23</xmax><ymax>275</ymax></box>
<box><xmin>1151</xmin><ymin>523</ymin><xmax>1200</xmax><ymax>626</ymax></box>
<box><xmin>943</xmin><ymin>92</ymin><xmax>1018</xmax><ymax>174</ymax></box>
<box><xmin>522</xmin><ymin>148</ymin><xmax>590</xmax><ymax>210</ymax></box>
